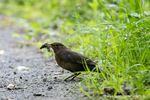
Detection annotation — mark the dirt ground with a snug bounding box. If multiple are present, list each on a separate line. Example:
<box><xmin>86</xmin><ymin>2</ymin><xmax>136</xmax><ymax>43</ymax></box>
<box><xmin>0</xmin><ymin>16</ymin><xmax>86</xmax><ymax>100</ymax></box>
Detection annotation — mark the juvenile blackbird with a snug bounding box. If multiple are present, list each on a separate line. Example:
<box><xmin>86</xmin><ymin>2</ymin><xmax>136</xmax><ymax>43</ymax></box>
<box><xmin>40</xmin><ymin>42</ymin><xmax>98</xmax><ymax>81</ymax></box>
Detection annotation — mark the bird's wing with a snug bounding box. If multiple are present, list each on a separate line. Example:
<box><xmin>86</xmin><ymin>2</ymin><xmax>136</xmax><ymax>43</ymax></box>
<box><xmin>59</xmin><ymin>50</ymin><xmax>96</xmax><ymax>67</ymax></box>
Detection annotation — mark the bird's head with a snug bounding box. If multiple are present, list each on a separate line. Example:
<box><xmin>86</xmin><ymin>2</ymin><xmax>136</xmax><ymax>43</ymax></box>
<box><xmin>40</xmin><ymin>42</ymin><xmax>67</xmax><ymax>53</ymax></box>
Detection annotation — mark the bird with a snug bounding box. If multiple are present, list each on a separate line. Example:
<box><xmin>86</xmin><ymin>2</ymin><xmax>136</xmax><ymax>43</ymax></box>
<box><xmin>40</xmin><ymin>42</ymin><xmax>99</xmax><ymax>81</ymax></box>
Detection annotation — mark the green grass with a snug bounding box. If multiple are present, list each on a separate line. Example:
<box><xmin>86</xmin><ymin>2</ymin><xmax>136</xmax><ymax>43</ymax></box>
<box><xmin>0</xmin><ymin>0</ymin><xmax>149</xmax><ymax>98</ymax></box>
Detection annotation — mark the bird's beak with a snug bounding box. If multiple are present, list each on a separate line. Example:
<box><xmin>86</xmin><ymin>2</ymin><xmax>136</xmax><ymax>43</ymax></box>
<box><xmin>40</xmin><ymin>43</ymin><xmax>51</xmax><ymax>52</ymax></box>
<box><xmin>40</xmin><ymin>45</ymin><xmax>46</xmax><ymax>49</ymax></box>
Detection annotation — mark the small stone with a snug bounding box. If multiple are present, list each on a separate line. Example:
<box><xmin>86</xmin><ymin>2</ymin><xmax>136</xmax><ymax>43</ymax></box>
<box><xmin>7</xmin><ymin>84</ymin><xmax>15</xmax><ymax>90</ymax></box>
<box><xmin>47</xmin><ymin>86</ymin><xmax>53</xmax><ymax>91</ymax></box>
<box><xmin>103</xmin><ymin>87</ymin><xmax>115</xmax><ymax>95</ymax></box>
<box><xmin>33</xmin><ymin>93</ymin><xmax>44</xmax><ymax>96</ymax></box>
<box><xmin>8</xmin><ymin>65</ymin><xmax>13</xmax><ymax>68</ymax></box>
<box><xmin>32</xmin><ymin>75</ymin><xmax>35</xmax><ymax>77</ymax></box>
<box><xmin>54</xmin><ymin>77</ymin><xmax>57</xmax><ymax>80</ymax></box>
<box><xmin>43</xmin><ymin>78</ymin><xmax>47</xmax><ymax>82</ymax></box>
<box><xmin>66</xmin><ymin>88</ymin><xmax>69</xmax><ymax>91</ymax></box>
<box><xmin>123</xmin><ymin>88</ymin><xmax>131</xmax><ymax>95</ymax></box>
<box><xmin>13</xmin><ymin>72</ymin><xmax>17</xmax><ymax>75</ymax></box>
<box><xmin>20</xmin><ymin>76</ymin><xmax>22</xmax><ymax>79</ymax></box>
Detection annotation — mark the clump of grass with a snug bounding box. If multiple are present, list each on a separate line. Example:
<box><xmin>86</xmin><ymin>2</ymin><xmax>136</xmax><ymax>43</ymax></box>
<box><xmin>58</xmin><ymin>0</ymin><xmax>149</xmax><ymax>98</ymax></box>
<box><xmin>64</xmin><ymin>0</ymin><xmax>149</xmax><ymax>97</ymax></box>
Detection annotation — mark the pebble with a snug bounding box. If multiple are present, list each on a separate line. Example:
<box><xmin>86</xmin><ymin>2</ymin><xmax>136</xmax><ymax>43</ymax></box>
<box><xmin>33</xmin><ymin>93</ymin><xmax>44</xmax><ymax>96</ymax></box>
<box><xmin>20</xmin><ymin>76</ymin><xmax>22</xmax><ymax>79</ymax></box>
<box><xmin>13</xmin><ymin>72</ymin><xmax>17</xmax><ymax>75</ymax></box>
<box><xmin>47</xmin><ymin>86</ymin><xmax>53</xmax><ymax>91</ymax></box>
<box><xmin>103</xmin><ymin>87</ymin><xmax>115</xmax><ymax>95</ymax></box>
<box><xmin>42</xmin><ymin>78</ymin><xmax>47</xmax><ymax>82</ymax></box>
<box><xmin>7</xmin><ymin>84</ymin><xmax>15</xmax><ymax>90</ymax></box>
<box><xmin>54</xmin><ymin>76</ymin><xmax>57</xmax><ymax>80</ymax></box>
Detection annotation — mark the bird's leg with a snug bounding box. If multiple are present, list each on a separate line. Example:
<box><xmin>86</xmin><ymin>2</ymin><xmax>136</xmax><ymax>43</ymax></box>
<box><xmin>70</xmin><ymin>72</ymin><xmax>81</xmax><ymax>80</ymax></box>
<box><xmin>64</xmin><ymin>74</ymin><xmax>74</xmax><ymax>81</ymax></box>
<box><xmin>64</xmin><ymin>72</ymin><xmax>81</xmax><ymax>81</ymax></box>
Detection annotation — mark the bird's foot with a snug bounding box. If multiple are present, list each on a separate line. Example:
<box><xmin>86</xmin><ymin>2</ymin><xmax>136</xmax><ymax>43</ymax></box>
<box><xmin>64</xmin><ymin>72</ymin><xmax>81</xmax><ymax>81</ymax></box>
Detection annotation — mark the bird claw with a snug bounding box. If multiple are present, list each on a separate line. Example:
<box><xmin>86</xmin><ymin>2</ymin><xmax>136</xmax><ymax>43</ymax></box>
<box><xmin>64</xmin><ymin>77</ymin><xmax>75</xmax><ymax>82</ymax></box>
<box><xmin>64</xmin><ymin>72</ymin><xmax>81</xmax><ymax>81</ymax></box>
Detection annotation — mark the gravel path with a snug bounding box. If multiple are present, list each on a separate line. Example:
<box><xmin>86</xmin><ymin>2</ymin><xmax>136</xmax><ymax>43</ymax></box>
<box><xmin>0</xmin><ymin>17</ymin><xmax>85</xmax><ymax>100</ymax></box>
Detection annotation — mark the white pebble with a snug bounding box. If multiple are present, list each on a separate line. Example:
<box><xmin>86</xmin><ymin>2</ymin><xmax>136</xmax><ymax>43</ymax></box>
<box><xmin>7</xmin><ymin>84</ymin><xmax>15</xmax><ymax>90</ymax></box>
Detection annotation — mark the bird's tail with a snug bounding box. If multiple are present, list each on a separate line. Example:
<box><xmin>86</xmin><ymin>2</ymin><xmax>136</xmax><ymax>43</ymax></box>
<box><xmin>84</xmin><ymin>65</ymin><xmax>102</xmax><ymax>73</ymax></box>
